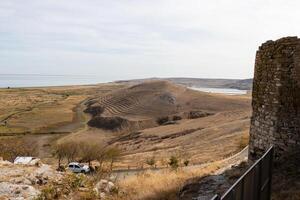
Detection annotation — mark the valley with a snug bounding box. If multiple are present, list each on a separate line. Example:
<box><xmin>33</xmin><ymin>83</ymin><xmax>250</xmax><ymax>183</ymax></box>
<box><xmin>0</xmin><ymin>80</ymin><xmax>251</xmax><ymax>169</ymax></box>
<box><xmin>0</xmin><ymin>80</ymin><xmax>251</xmax><ymax>200</ymax></box>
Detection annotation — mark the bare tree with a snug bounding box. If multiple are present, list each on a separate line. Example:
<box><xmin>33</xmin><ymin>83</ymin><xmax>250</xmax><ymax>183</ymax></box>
<box><xmin>0</xmin><ymin>138</ymin><xmax>37</xmax><ymax>162</ymax></box>
<box><xmin>104</xmin><ymin>147</ymin><xmax>120</xmax><ymax>171</ymax></box>
<box><xmin>63</xmin><ymin>141</ymin><xmax>80</xmax><ymax>163</ymax></box>
<box><xmin>53</xmin><ymin>143</ymin><xmax>68</xmax><ymax>168</ymax></box>
<box><xmin>79</xmin><ymin>142</ymin><xmax>104</xmax><ymax>167</ymax></box>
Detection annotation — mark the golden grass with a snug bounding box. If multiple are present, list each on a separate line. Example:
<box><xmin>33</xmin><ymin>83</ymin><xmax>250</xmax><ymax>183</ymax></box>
<box><xmin>110</xmin><ymin>161</ymin><xmax>225</xmax><ymax>200</ymax></box>
<box><xmin>0</xmin><ymin>84</ymin><xmax>124</xmax><ymax>135</ymax></box>
<box><xmin>238</xmin><ymin>132</ymin><xmax>249</xmax><ymax>150</ymax></box>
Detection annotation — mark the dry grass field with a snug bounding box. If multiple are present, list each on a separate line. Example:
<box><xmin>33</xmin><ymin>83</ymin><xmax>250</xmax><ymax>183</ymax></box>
<box><xmin>0</xmin><ymin>84</ymin><xmax>124</xmax><ymax>136</ymax></box>
<box><xmin>61</xmin><ymin>81</ymin><xmax>251</xmax><ymax>169</ymax></box>
<box><xmin>0</xmin><ymin>80</ymin><xmax>252</xmax><ymax>200</ymax></box>
<box><xmin>0</xmin><ymin>81</ymin><xmax>251</xmax><ymax>168</ymax></box>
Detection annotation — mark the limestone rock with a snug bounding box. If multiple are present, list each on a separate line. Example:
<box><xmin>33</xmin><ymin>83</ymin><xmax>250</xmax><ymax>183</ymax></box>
<box><xmin>0</xmin><ymin>182</ymin><xmax>40</xmax><ymax>200</ymax></box>
<box><xmin>94</xmin><ymin>179</ymin><xmax>117</xmax><ymax>197</ymax></box>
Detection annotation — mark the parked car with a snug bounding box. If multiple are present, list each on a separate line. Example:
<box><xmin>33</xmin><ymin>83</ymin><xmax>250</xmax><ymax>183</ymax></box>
<box><xmin>68</xmin><ymin>162</ymin><xmax>90</xmax><ymax>173</ymax></box>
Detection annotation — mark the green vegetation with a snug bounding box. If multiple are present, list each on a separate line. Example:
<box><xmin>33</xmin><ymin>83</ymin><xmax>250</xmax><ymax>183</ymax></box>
<box><xmin>168</xmin><ymin>156</ymin><xmax>179</xmax><ymax>170</ymax></box>
<box><xmin>146</xmin><ymin>157</ymin><xmax>156</xmax><ymax>168</ymax></box>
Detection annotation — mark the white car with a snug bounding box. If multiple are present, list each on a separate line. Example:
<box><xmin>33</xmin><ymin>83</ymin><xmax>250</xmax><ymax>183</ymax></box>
<box><xmin>68</xmin><ymin>162</ymin><xmax>90</xmax><ymax>173</ymax></box>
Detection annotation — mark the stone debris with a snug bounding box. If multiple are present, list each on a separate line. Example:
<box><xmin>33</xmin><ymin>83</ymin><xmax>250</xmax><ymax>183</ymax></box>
<box><xmin>0</xmin><ymin>182</ymin><xmax>40</xmax><ymax>200</ymax></box>
<box><xmin>179</xmin><ymin>175</ymin><xmax>231</xmax><ymax>200</ymax></box>
<box><xmin>0</xmin><ymin>159</ymin><xmax>63</xmax><ymax>200</ymax></box>
<box><xmin>94</xmin><ymin>179</ymin><xmax>117</xmax><ymax>198</ymax></box>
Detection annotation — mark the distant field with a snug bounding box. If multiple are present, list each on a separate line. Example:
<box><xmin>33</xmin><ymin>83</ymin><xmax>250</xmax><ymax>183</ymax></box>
<box><xmin>0</xmin><ymin>84</ymin><xmax>124</xmax><ymax>136</ymax></box>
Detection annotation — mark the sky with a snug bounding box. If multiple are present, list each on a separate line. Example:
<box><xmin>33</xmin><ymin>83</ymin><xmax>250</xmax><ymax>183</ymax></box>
<box><xmin>1</xmin><ymin>0</ymin><xmax>300</xmax><ymax>80</ymax></box>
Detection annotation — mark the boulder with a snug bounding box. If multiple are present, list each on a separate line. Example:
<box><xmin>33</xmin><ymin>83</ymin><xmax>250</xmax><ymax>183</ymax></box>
<box><xmin>0</xmin><ymin>182</ymin><xmax>40</xmax><ymax>200</ymax></box>
<box><xmin>94</xmin><ymin>179</ymin><xmax>117</xmax><ymax>196</ymax></box>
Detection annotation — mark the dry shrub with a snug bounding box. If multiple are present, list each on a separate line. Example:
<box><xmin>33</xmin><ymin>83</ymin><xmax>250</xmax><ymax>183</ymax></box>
<box><xmin>110</xmin><ymin>162</ymin><xmax>223</xmax><ymax>200</ymax></box>
<box><xmin>188</xmin><ymin>111</ymin><xmax>212</xmax><ymax>119</ymax></box>
<box><xmin>156</xmin><ymin>116</ymin><xmax>169</xmax><ymax>125</ymax></box>
<box><xmin>88</xmin><ymin>116</ymin><xmax>126</xmax><ymax>130</ymax></box>
<box><xmin>84</xmin><ymin>105</ymin><xmax>104</xmax><ymax>117</ymax></box>
<box><xmin>172</xmin><ymin>115</ymin><xmax>182</xmax><ymax>121</ymax></box>
<box><xmin>35</xmin><ymin>173</ymin><xmax>96</xmax><ymax>200</ymax></box>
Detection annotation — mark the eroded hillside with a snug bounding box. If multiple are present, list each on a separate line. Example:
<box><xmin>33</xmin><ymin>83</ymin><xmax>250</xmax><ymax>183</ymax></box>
<box><xmin>65</xmin><ymin>81</ymin><xmax>251</xmax><ymax>169</ymax></box>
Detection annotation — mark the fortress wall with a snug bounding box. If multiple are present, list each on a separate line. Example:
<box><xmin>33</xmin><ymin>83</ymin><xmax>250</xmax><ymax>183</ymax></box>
<box><xmin>249</xmin><ymin>37</ymin><xmax>300</xmax><ymax>160</ymax></box>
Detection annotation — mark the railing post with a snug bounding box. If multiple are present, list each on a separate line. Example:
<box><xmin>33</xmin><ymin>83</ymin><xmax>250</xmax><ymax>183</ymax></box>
<box><xmin>267</xmin><ymin>147</ymin><xmax>274</xmax><ymax>200</ymax></box>
<box><xmin>211</xmin><ymin>194</ymin><xmax>221</xmax><ymax>200</ymax></box>
<box><xmin>257</xmin><ymin>158</ymin><xmax>262</xmax><ymax>200</ymax></box>
<box><xmin>210</xmin><ymin>146</ymin><xmax>274</xmax><ymax>200</ymax></box>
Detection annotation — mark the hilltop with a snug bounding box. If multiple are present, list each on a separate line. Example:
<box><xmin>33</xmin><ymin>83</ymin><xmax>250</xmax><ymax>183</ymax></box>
<box><xmin>84</xmin><ymin>81</ymin><xmax>250</xmax><ymax>132</ymax></box>
<box><xmin>116</xmin><ymin>78</ymin><xmax>253</xmax><ymax>90</ymax></box>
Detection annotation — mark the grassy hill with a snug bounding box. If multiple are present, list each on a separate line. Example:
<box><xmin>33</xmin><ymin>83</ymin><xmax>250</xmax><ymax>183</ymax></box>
<box><xmin>116</xmin><ymin>78</ymin><xmax>253</xmax><ymax>90</ymax></box>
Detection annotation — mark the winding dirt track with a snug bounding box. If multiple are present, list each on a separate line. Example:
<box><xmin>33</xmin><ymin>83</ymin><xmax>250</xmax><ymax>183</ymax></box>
<box><xmin>112</xmin><ymin>146</ymin><xmax>249</xmax><ymax>180</ymax></box>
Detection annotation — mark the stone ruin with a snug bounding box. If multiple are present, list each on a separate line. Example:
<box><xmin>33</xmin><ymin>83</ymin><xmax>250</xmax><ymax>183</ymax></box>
<box><xmin>249</xmin><ymin>36</ymin><xmax>300</xmax><ymax>160</ymax></box>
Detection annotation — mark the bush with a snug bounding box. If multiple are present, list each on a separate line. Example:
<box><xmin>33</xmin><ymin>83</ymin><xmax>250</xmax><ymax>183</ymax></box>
<box><xmin>84</xmin><ymin>106</ymin><xmax>104</xmax><ymax>117</ymax></box>
<box><xmin>146</xmin><ymin>157</ymin><xmax>156</xmax><ymax>168</ymax></box>
<box><xmin>188</xmin><ymin>111</ymin><xmax>212</xmax><ymax>119</ymax></box>
<box><xmin>183</xmin><ymin>160</ymin><xmax>190</xmax><ymax>167</ymax></box>
<box><xmin>168</xmin><ymin>156</ymin><xmax>179</xmax><ymax>170</ymax></box>
<box><xmin>156</xmin><ymin>116</ymin><xmax>169</xmax><ymax>125</ymax></box>
<box><xmin>35</xmin><ymin>174</ymin><xmax>91</xmax><ymax>200</ymax></box>
<box><xmin>104</xmin><ymin>147</ymin><xmax>121</xmax><ymax>171</ymax></box>
<box><xmin>87</xmin><ymin>116</ymin><xmax>126</xmax><ymax>130</ymax></box>
<box><xmin>172</xmin><ymin>115</ymin><xmax>182</xmax><ymax>121</ymax></box>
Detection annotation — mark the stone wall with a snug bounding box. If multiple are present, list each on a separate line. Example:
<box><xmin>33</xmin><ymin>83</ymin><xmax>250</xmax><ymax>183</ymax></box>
<box><xmin>249</xmin><ymin>37</ymin><xmax>300</xmax><ymax>160</ymax></box>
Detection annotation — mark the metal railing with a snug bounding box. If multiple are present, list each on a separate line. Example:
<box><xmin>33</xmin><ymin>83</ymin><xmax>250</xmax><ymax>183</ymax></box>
<box><xmin>211</xmin><ymin>146</ymin><xmax>274</xmax><ymax>200</ymax></box>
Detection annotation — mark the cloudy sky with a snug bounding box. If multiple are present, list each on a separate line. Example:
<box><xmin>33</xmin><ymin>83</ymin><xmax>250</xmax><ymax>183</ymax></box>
<box><xmin>0</xmin><ymin>0</ymin><xmax>300</xmax><ymax>80</ymax></box>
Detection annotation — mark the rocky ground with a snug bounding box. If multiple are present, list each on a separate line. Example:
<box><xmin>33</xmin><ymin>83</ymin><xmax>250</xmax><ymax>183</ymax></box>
<box><xmin>0</xmin><ymin>158</ymin><xmax>63</xmax><ymax>200</ymax></box>
<box><xmin>0</xmin><ymin>157</ymin><xmax>118</xmax><ymax>200</ymax></box>
<box><xmin>179</xmin><ymin>147</ymin><xmax>249</xmax><ymax>200</ymax></box>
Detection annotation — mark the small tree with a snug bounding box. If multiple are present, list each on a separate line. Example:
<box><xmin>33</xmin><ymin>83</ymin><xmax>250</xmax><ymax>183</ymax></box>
<box><xmin>183</xmin><ymin>160</ymin><xmax>190</xmax><ymax>167</ymax></box>
<box><xmin>146</xmin><ymin>157</ymin><xmax>156</xmax><ymax>168</ymax></box>
<box><xmin>168</xmin><ymin>156</ymin><xmax>179</xmax><ymax>170</ymax></box>
<box><xmin>64</xmin><ymin>141</ymin><xmax>80</xmax><ymax>163</ymax></box>
<box><xmin>79</xmin><ymin>142</ymin><xmax>104</xmax><ymax>167</ymax></box>
<box><xmin>53</xmin><ymin>143</ymin><xmax>68</xmax><ymax>168</ymax></box>
<box><xmin>0</xmin><ymin>138</ymin><xmax>37</xmax><ymax>162</ymax></box>
<box><xmin>104</xmin><ymin>147</ymin><xmax>121</xmax><ymax>171</ymax></box>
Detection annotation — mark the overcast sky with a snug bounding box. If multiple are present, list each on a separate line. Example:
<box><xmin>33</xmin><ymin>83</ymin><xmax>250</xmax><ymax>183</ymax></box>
<box><xmin>0</xmin><ymin>0</ymin><xmax>300</xmax><ymax>80</ymax></box>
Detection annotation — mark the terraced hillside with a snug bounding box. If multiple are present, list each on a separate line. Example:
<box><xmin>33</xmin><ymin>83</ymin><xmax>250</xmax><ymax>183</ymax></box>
<box><xmin>84</xmin><ymin>81</ymin><xmax>250</xmax><ymax>131</ymax></box>
<box><xmin>86</xmin><ymin>81</ymin><xmax>184</xmax><ymax>119</ymax></box>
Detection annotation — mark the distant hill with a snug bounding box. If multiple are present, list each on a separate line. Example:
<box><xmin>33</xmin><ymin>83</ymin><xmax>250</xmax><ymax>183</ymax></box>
<box><xmin>115</xmin><ymin>78</ymin><xmax>253</xmax><ymax>90</ymax></box>
<box><xmin>85</xmin><ymin>80</ymin><xmax>251</xmax><ymax>131</ymax></box>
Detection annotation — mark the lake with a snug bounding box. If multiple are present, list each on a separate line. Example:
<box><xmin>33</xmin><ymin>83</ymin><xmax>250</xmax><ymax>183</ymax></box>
<box><xmin>0</xmin><ymin>74</ymin><xmax>113</xmax><ymax>88</ymax></box>
<box><xmin>189</xmin><ymin>87</ymin><xmax>248</xmax><ymax>95</ymax></box>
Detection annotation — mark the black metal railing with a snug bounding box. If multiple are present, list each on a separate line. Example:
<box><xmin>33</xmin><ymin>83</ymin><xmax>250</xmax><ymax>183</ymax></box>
<box><xmin>211</xmin><ymin>146</ymin><xmax>274</xmax><ymax>200</ymax></box>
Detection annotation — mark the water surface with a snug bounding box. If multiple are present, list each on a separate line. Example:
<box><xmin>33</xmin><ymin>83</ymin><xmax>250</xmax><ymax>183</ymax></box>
<box><xmin>0</xmin><ymin>74</ymin><xmax>112</xmax><ymax>88</ymax></box>
<box><xmin>189</xmin><ymin>87</ymin><xmax>248</xmax><ymax>95</ymax></box>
